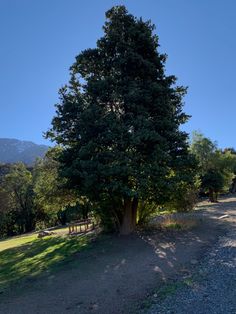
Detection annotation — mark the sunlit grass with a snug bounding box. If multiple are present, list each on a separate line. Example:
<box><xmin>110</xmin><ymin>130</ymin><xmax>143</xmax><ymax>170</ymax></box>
<box><xmin>0</xmin><ymin>233</ymin><xmax>38</xmax><ymax>251</ymax></box>
<box><xmin>0</xmin><ymin>226</ymin><xmax>71</xmax><ymax>252</ymax></box>
<box><xmin>0</xmin><ymin>230</ymin><xmax>92</xmax><ymax>291</ymax></box>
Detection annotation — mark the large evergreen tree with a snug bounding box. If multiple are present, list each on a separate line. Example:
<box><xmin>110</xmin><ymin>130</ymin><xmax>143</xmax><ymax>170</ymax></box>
<box><xmin>47</xmin><ymin>6</ymin><xmax>193</xmax><ymax>234</ymax></box>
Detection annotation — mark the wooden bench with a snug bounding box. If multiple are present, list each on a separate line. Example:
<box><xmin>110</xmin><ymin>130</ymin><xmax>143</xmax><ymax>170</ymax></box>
<box><xmin>68</xmin><ymin>219</ymin><xmax>95</xmax><ymax>234</ymax></box>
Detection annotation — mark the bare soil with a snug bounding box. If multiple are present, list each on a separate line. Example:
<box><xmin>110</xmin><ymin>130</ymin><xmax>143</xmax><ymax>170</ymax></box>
<box><xmin>0</xmin><ymin>196</ymin><xmax>235</xmax><ymax>314</ymax></box>
<box><xmin>146</xmin><ymin>197</ymin><xmax>236</xmax><ymax>314</ymax></box>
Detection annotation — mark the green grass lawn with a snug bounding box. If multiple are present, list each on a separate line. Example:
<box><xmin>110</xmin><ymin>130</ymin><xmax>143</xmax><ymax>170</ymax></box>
<box><xmin>0</xmin><ymin>230</ymin><xmax>92</xmax><ymax>291</ymax></box>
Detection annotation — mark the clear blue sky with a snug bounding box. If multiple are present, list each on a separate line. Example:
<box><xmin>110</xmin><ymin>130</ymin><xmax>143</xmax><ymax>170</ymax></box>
<box><xmin>0</xmin><ymin>0</ymin><xmax>235</xmax><ymax>148</ymax></box>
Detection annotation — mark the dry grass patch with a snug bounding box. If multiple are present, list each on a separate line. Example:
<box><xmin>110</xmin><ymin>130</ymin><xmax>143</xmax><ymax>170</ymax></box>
<box><xmin>160</xmin><ymin>218</ymin><xmax>198</xmax><ymax>231</ymax></box>
<box><xmin>146</xmin><ymin>216</ymin><xmax>199</xmax><ymax>232</ymax></box>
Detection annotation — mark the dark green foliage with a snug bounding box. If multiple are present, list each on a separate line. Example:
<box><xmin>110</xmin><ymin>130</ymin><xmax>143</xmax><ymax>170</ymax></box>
<box><xmin>202</xmin><ymin>169</ymin><xmax>224</xmax><ymax>192</ymax></box>
<box><xmin>33</xmin><ymin>148</ymin><xmax>78</xmax><ymax>227</ymax></box>
<box><xmin>47</xmin><ymin>6</ymin><xmax>195</xmax><ymax>233</ymax></box>
<box><xmin>190</xmin><ymin>132</ymin><xmax>236</xmax><ymax>201</ymax></box>
<box><xmin>57</xmin><ymin>203</ymin><xmax>89</xmax><ymax>225</ymax></box>
<box><xmin>201</xmin><ymin>169</ymin><xmax>224</xmax><ymax>202</ymax></box>
<box><xmin>0</xmin><ymin>164</ymin><xmax>12</xmax><ymax>181</ymax></box>
<box><xmin>164</xmin><ymin>178</ymin><xmax>200</xmax><ymax>212</ymax></box>
<box><xmin>0</xmin><ymin>163</ymin><xmax>35</xmax><ymax>236</ymax></box>
<box><xmin>0</xmin><ymin>151</ymin><xmax>80</xmax><ymax>238</ymax></box>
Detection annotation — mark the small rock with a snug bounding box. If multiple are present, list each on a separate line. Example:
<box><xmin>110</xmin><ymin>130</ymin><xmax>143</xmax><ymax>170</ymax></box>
<box><xmin>38</xmin><ymin>230</ymin><xmax>54</xmax><ymax>238</ymax></box>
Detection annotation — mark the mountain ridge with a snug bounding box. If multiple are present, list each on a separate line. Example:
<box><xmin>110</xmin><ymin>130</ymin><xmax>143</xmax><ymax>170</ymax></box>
<box><xmin>0</xmin><ymin>138</ymin><xmax>49</xmax><ymax>165</ymax></box>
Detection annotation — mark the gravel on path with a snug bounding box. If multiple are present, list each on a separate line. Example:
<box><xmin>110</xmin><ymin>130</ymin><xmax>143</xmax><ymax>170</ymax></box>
<box><xmin>147</xmin><ymin>206</ymin><xmax>236</xmax><ymax>314</ymax></box>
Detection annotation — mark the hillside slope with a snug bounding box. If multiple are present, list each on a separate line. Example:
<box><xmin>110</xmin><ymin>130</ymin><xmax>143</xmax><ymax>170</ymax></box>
<box><xmin>0</xmin><ymin>138</ymin><xmax>49</xmax><ymax>165</ymax></box>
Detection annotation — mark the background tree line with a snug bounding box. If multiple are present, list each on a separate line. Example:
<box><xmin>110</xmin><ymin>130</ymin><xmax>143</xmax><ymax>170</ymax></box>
<box><xmin>0</xmin><ymin>149</ymin><xmax>86</xmax><ymax>237</ymax></box>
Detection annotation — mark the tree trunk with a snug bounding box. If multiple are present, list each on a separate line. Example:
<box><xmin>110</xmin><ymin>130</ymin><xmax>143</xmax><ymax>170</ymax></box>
<box><xmin>209</xmin><ymin>188</ymin><xmax>214</xmax><ymax>202</ymax></box>
<box><xmin>120</xmin><ymin>197</ymin><xmax>138</xmax><ymax>235</ymax></box>
<box><xmin>230</xmin><ymin>179</ymin><xmax>236</xmax><ymax>193</ymax></box>
<box><xmin>132</xmin><ymin>195</ymin><xmax>138</xmax><ymax>227</ymax></box>
<box><xmin>82</xmin><ymin>205</ymin><xmax>89</xmax><ymax>219</ymax></box>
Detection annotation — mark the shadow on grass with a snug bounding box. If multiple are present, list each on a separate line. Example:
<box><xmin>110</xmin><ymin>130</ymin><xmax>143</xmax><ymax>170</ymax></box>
<box><xmin>0</xmin><ymin>234</ymin><xmax>92</xmax><ymax>291</ymax></box>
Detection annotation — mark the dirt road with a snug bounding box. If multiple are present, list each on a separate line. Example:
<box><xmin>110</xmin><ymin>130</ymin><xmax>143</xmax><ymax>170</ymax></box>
<box><xmin>147</xmin><ymin>197</ymin><xmax>236</xmax><ymax>314</ymax></box>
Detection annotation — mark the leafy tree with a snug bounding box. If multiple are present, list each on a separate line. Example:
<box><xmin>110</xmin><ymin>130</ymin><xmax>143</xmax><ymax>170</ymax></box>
<box><xmin>47</xmin><ymin>6</ymin><xmax>194</xmax><ymax>234</ymax></box>
<box><xmin>201</xmin><ymin>169</ymin><xmax>224</xmax><ymax>202</ymax></box>
<box><xmin>0</xmin><ymin>164</ymin><xmax>15</xmax><ymax>236</ymax></box>
<box><xmin>224</xmin><ymin>148</ymin><xmax>236</xmax><ymax>193</ymax></box>
<box><xmin>191</xmin><ymin>132</ymin><xmax>236</xmax><ymax>201</ymax></box>
<box><xmin>0</xmin><ymin>185</ymin><xmax>13</xmax><ymax>236</ymax></box>
<box><xmin>0</xmin><ymin>163</ymin><xmax>12</xmax><ymax>181</ymax></box>
<box><xmin>164</xmin><ymin>175</ymin><xmax>200</xmax><ymax>212</ymax></box>
<box><xmin>2</xmin><ymin>163</ymin><xmax>35</xmax><ymax>233</ymax></box>
<box><xmin>190</xmin><ymin>131</ymin><xmax>217</xmax><ymax>175</ymax></box>
<box><xmin>33</xmin><ymin>148</ymin><xmax>78</xmax><ymax>226</ymax></box>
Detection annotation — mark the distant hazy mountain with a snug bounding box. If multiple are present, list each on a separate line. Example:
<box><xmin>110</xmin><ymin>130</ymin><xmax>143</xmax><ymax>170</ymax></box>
<box><xmin>0</xmin><ymin>138</ymin><xmax>49</xmax><ymax>165</ymax></box>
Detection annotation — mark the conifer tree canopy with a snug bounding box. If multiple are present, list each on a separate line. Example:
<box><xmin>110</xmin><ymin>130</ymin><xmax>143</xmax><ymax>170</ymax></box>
<box><xmin>47</xmin><ymin>6</ymin><xmax>192</xmax><ymax>234</ymax></box>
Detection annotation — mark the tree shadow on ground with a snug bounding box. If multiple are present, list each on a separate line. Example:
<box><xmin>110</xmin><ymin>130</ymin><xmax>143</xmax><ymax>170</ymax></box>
<box><xmin>0</xmin><ymin>234</ymin><xmax>91</xmax><ymax>290</ymax></box>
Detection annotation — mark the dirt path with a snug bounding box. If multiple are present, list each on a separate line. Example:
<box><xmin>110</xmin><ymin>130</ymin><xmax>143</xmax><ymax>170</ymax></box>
<box><xmin>146</xmin><ymin>197</ymin><xmax>236</xmax><ymax>314</ymax></box>
<box><xmin>0</xmin><ymin>197</ymin><xmax>235</xmax><ymax>314</ymax></box>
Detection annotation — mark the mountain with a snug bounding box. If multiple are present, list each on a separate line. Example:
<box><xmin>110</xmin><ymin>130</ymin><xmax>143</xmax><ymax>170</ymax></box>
<box><xmin>0</xmin><ymin>138</ymin><xmax>49</xmax><ymax>165</ymax></box>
